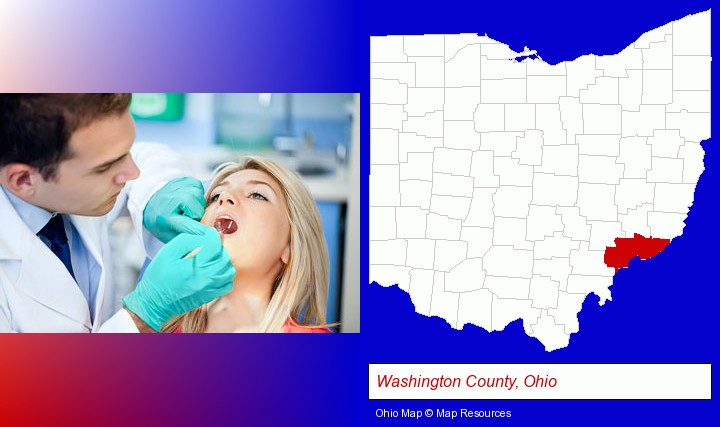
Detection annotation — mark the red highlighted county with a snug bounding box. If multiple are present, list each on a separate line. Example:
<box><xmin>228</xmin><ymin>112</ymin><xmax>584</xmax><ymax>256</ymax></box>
<box><xmin>604</xmin><ymin>234</ymin><xmax>671</xmax><ymax>273</ymax></box>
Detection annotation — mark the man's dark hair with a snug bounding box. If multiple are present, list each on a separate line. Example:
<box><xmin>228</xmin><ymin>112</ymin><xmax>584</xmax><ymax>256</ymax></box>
<box><xmin>0</xmin><ymin>94</ymin><xmax>132</xmax><ymax>180</ymax></box>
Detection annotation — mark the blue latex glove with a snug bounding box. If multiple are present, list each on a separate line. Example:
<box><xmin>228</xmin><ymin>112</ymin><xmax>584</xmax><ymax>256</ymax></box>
<box><xmin>123</xmin><ymin>225</ymin><xmax>235</xmax><ymax>331</ymax></box>
<box><xmin>143</xmin><ymin>177</ymin><xmax>207</xmax><ymax>243</ymax></box>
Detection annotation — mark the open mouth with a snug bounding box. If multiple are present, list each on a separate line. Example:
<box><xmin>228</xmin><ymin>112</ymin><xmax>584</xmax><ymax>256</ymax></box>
<box><xmin>214</xmin><ymin>216</ymin><xmax>238</xmax><ymax>235</ymax></box>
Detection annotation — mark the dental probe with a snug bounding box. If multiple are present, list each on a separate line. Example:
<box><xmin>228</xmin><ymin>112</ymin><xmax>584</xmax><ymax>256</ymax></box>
<box><xmin>183</xmin><ymin>246</ymin><xmax>202</xmax><ymax>260</ymax></box>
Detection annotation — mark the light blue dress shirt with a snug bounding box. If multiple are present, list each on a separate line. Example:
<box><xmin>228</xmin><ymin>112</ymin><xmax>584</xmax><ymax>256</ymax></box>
<box><xmin>2</xmin><ymin>186</ymin><xmax>100</xmax><ymax>322</ymax></box>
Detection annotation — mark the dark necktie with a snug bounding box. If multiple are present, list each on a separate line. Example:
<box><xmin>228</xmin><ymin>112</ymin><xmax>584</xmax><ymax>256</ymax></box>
<box><xmin>38</xmin><ymin>214</ymin><xmax>76</xmax><ymax>281</ymax></box>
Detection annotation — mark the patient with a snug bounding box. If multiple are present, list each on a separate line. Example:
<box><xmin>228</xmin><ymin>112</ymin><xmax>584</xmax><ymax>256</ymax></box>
<box><xmin>162</xmin><ymin>157</ymin><xmax>331</xmax><ymax>333</ymax></box>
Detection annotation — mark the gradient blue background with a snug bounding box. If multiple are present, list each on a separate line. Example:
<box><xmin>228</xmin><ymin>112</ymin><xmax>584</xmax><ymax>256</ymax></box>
<box><xmin>0</xmin><ymin>0</ymin><xmax>717</xmax><ymax>426</ymax></box>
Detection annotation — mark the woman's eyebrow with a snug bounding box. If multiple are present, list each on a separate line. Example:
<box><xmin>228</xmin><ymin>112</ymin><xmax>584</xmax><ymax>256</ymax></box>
<box><xmin>247</xmin><ymin>179</ymin><xmax>278</xmax><ymax>196</ymax></box>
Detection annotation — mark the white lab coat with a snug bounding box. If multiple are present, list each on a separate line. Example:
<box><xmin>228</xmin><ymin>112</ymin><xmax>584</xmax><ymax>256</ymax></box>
<box><xmin>0</xmin><ymin>142</ymin><xmax>191</xmax><ymax>332</ymax></box>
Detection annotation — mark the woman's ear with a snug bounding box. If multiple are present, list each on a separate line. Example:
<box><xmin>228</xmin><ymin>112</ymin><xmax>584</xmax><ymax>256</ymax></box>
<box><xmin>281</xmin><ymin>244</ymin><xmax>290</xmax><ymax>265</ymax></box>
<box><xmin>2</xmin><ymin>163</ymin><xmax>37</xmax><ymax>198</ymax></box>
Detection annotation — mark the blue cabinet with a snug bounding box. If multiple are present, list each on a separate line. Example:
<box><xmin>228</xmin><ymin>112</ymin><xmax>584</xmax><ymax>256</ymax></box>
<box><xmin>316</xmin><ymin>200</ymin><xmax>343</xmax><ymax>325</ymax></box>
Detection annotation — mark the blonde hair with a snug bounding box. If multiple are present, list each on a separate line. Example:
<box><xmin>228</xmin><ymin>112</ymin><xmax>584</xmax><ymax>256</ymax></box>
<box><xmin>162</xmin><ymin>157</ymin><xmax>330</xmax><ymax>332</ymax></box>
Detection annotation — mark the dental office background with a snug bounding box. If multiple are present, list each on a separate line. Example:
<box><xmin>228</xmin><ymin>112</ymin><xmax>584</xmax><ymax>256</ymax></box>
<box><xmin>111</xmin><ymin>93</ymin><xmax>360</xmax><ymax>331</ymax></box>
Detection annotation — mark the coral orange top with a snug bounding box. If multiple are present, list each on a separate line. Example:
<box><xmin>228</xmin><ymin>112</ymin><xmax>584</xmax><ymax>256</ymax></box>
<box><xmin>282</xmin><ymin>318</ymin><xmax>332</xmax><ymax>333</ymax></box>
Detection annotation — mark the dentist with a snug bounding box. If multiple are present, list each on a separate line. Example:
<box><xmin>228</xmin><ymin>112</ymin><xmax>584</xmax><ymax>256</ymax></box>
<box><xmin>0</xmin><ymin>94</ymin><xmax>235</xmax><ymax>332</ymax></box>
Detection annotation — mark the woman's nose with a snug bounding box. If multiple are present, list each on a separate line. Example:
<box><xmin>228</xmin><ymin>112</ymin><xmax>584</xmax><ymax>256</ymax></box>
<box><xmin>218</xmin><ymin>193</ymin><xmax>235</xmax><ymax>206</ymax></box>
